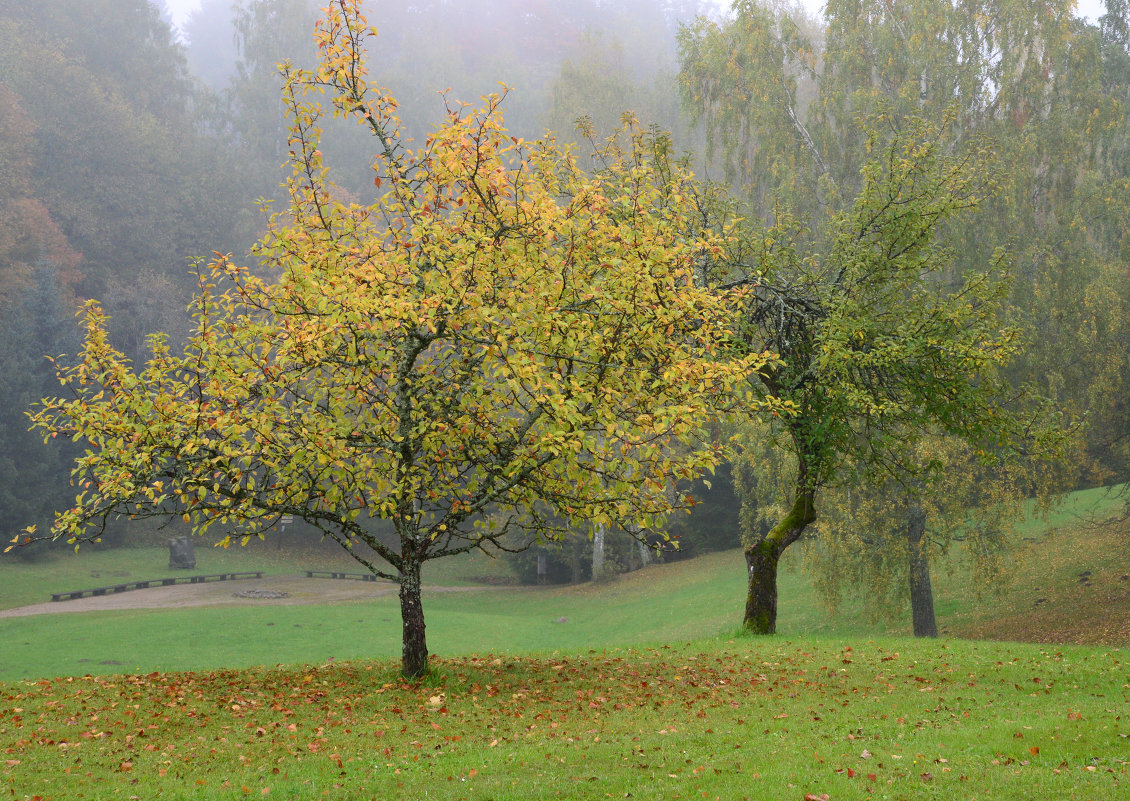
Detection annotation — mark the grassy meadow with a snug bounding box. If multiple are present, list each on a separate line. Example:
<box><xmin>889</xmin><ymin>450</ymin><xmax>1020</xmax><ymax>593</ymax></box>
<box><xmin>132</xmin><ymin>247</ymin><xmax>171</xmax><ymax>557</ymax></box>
<box><xmin>2</xmin><ymin>638</ymin><xmax>1126</xmax><ymax>799</ymax></box>
<box><xmin>2</xmin><ymin>484</ymin><xmax>1125</xmax><ymax>681</ymax></box>
<box><xmin>0</xmin><ymin>485</ymin><xmax>1127</xmax><ymax>798</ymax></box>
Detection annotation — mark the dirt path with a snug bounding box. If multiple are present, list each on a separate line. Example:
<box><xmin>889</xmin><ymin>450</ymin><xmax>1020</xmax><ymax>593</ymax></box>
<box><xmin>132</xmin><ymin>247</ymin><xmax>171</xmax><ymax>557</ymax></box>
<box><xmin>0</xmin><ymin>575</ymin><xmax>485</xmax><ymax>619</ymax></box>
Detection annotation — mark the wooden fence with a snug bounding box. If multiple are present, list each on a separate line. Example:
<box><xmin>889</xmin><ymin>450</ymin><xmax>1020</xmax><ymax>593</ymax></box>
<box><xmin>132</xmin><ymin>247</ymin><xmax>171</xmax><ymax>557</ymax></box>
<box><xmin>303</xmin><ymin>570</ymin><xmax>384</xmax><ymax>582</ymax></box>
<box><xmin>51</xmin><ymin>571</ymin><xmax>264</xmax><ymax>602</ymax></box>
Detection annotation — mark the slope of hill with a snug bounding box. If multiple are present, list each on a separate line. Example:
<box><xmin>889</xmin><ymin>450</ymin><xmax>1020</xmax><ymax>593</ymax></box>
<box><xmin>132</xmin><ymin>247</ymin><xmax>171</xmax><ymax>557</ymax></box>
<box><xmin>0</xmin><ymin>487</ymin><xmax>1125</xmax><ymax>682</ymax></box>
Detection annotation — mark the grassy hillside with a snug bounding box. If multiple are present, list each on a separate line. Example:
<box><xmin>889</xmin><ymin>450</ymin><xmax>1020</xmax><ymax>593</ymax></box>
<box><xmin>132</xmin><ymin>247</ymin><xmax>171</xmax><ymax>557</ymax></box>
<box><xmin>0</xmin><ymin>541</ymin><xmax>959</xmax><ymax>680</ymax></box>
<box><xmin>1</xmin><ymin>486</ymin><xmax>1126</xmax><ymax>682</ymax></box>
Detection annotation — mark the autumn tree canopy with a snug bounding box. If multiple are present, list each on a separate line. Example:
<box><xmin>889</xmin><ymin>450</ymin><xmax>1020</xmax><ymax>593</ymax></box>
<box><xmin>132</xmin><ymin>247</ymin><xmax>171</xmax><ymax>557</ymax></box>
<box><xmin>19</xmin><ymin>0</ymin><xmax>769</xmax><ymax>677</ymax></box>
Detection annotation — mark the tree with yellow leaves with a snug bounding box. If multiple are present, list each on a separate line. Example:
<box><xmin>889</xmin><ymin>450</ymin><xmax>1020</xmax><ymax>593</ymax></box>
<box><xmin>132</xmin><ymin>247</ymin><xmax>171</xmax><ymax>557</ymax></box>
<box><xmin>17</xmin><ymin>0</ymin><xmax>769</xmax><ymax>677</ymax></box>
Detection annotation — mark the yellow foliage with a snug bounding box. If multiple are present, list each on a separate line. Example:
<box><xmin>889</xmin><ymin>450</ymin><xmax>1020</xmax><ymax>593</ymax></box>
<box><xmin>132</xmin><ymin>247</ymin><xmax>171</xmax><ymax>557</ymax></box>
<box><xmin>28</xmin><ymin>0</ymin><xmax>772</xmax><ymax>580</ymax></box>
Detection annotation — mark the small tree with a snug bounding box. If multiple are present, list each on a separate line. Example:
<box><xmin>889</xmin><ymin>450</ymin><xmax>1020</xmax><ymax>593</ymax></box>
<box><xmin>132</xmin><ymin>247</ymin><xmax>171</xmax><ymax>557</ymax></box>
<box><xmin>14</xmin><ymin>0</ymin><xmax>766</xmax><ymax>677</ymax></box>
<box><xmin>681</xmin><ymin>0</ymin><xmax>1114</xmax><ymax>634</ymax></box>
<box><xmin>713</xmin><ymin>116</ymin><xmax>1030</xmax><ymax>634</ymax></box>
<box><xmin>804</xmin><ymin>434</ymin><xmax>1067</xmax><ymax>637</ymax></box>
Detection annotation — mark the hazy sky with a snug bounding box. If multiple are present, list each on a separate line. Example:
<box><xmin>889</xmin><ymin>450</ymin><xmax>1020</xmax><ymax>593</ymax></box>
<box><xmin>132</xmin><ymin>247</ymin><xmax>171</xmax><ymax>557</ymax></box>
<box><xmin>159</xmin><ymin>0</ymin><xmax>1110</xmax><ymax>36</ymax></box>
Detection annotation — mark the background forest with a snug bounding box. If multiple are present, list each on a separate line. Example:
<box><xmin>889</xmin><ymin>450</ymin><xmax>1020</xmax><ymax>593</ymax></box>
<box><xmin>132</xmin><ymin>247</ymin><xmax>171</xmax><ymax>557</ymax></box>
<box><xmin>0</xmin><ymin>0</ymin><xmax>1127</xmax><ymax>608</ymax></box>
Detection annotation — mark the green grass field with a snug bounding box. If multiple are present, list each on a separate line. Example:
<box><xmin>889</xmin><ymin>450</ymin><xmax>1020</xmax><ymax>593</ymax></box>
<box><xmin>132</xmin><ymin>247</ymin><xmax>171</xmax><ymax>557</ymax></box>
<box><xmin>2</xmin><ymin>484</ymin><xmax>1124</xmax><ymax>681</ymax></box>
<box><xmin>0</xmin><ymin>485</ymin><xmax>1126</xmax><ymax>798</ymax></box>
<box><xmin>2</xmin><ymin>637</ymin><xmax>1126</xmax><ymax>799</ymax></box>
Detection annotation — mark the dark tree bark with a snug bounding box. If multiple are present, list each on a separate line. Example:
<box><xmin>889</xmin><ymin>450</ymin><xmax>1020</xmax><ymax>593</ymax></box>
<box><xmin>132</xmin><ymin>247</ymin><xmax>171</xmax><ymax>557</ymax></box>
<box><xmin>906</xmin><ymin>499</ymin><xmax>939</xmax><ymax>638</ymax></box>
<box><xmin>743</xmin><ymin>486</ymin><xmax>816</xmax><ymax>633</ymax></box>
<box><xmin>398</xmin><ymin>556</ymin><xmax>429</xmax><ymax>678</ymax></box>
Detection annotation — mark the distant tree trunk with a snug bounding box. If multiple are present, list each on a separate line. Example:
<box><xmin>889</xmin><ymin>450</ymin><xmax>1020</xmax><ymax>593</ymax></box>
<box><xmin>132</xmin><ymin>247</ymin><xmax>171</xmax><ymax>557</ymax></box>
<box><xmin>637</xmin><ymin>538</ymin><xmax>651</xmax><ymax>568</ymax></box>
<box><xmin>398</xmin><ymin>555</ymin><xmax>429</xmax><ymax>677</ymax></box>
<box><xmin>571</xmin><ymin>542</ymin><xmax>584</xmax><ymax>584</ymax></box>
<box><xmin>591</xmin><ymin>523</ymin><xmax>605</xmax><ymax>581</ymax></box>
<box><xmin>907</xmin><ymin>499</ymin><xmax>938</xmax><ymax>637</ymax></box>
<box><xmin>536</xmin><ymin>550</ymin><xmax>547</xmax><ymax>584</ymax></box>
<box><xmin>744</xmin><ymin>486</ymin><xmax>816</xmax><ymax>633</ymax></box>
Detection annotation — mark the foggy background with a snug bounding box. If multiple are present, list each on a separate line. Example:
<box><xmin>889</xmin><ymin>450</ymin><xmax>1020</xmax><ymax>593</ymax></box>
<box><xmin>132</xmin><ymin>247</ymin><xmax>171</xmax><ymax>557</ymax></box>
<box><xmin>1</xmin><ymin>0</ymin><xmax>1125</xmax><ymax>588</ymax></box>
<box><xmin>160</xmin><ymin>0</ymin><xmax>1112</xmax><ymax>30</ymax></box>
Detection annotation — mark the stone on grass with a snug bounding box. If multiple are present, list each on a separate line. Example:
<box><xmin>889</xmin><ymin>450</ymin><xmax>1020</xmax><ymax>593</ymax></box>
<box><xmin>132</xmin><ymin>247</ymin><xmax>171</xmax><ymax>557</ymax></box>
<box><xmin>168</xmin><ymin>536</ymin><xmax>196</xmax><ymax>570</ymax></box>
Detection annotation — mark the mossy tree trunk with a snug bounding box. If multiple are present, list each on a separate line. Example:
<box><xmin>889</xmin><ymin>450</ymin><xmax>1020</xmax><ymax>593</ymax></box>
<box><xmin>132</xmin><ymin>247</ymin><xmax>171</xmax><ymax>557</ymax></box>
<box><xmin>743</xmin><ymin>485</ymin><xmax>817</xmax><ymax>634</ymax></box>
<box><xmin>906</xmin><ymin>499</ymin><xmax>938</xmax><ymax>638</ymax></box>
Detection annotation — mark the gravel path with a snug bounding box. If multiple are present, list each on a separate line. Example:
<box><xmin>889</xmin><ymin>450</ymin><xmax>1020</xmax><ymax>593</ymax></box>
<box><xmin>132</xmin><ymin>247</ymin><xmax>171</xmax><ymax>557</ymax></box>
<box><xmin>0</xmin><ymin>574</ymin><xmax>483</xmax><ymax>619</ymax></box>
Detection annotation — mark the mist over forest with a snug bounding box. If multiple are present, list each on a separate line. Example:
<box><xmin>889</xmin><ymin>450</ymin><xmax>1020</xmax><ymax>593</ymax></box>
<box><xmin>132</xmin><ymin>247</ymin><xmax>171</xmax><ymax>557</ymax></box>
<box><xmin>0</xmin><ymin>0</ymin><xmax>1126</xmax><ymax>627</ymax></box>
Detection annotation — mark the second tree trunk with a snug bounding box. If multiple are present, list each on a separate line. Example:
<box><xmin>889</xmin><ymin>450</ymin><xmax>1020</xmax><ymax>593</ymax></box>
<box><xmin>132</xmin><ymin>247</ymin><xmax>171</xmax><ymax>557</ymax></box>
<box><xmin>907</xmin><ymin>500</ymin><xmax>938</xmax><ymax>638</ymax></box>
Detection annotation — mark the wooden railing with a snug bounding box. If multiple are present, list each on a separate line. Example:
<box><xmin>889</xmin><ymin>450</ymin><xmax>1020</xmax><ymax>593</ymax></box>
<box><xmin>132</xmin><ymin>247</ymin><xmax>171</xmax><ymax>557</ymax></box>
<box><xmin>303</xmin><ymin>570</ymin><xmax>383</xmax><ymax>582</ymax></box>
<box><xmin>50</xmin><ymin>571</ymin><xmax>264</xmax><ymax>602</ymax></box>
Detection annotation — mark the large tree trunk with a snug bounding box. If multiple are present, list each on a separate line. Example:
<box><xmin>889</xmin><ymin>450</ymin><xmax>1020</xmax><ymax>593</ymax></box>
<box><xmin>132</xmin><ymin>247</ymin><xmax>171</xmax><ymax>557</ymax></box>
<box><xmin>743</xmin><ymin>488</ymin><xmax>816</xmax><ymax>633</ymax></box>
<box><xmin>744</xmin><ymin>539</ymin><xmax>782</xmax><ymax>633</ymax></box>
<box><xmin>398</xmin><ymin>556</ymin><xmax>429</xmax><ymax>677</ymax></box>
<box><xmin>906</xmin><ymin>500</ymin><xmax>938</xmax><ymax>638</ymax></box>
